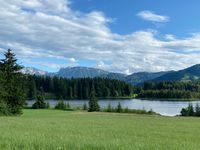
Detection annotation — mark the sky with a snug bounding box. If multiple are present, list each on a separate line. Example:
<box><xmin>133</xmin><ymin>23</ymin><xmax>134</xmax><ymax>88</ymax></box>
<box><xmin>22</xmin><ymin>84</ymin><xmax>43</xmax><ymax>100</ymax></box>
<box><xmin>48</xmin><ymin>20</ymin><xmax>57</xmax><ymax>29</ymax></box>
<box><xmin>1</xmin><ymin>0</ymin><xmax>200</xmax><ymax>74</ymax></box>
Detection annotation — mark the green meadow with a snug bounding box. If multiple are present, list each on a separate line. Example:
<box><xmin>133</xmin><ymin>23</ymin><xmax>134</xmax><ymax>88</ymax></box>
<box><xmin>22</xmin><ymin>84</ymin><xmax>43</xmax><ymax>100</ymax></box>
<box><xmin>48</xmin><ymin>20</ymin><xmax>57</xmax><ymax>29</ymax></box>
<box><xmin>0</xmin><ymin>109</ymin><xmax>200</xmax><ymax>150</ymax></box>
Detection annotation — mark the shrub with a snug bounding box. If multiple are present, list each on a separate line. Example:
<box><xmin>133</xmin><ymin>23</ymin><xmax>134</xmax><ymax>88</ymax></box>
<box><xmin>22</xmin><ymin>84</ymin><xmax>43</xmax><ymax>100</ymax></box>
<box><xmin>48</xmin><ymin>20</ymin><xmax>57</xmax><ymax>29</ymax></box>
<box><xmin>181</xmin><ymin>108</ymin><xmax>188</xmax><ymax>116</ymax></box>
<box><xmin>124</xmin><ymin>107</ymin><xmax>130</xmax><ymax>113</ymax></box>
<box><xmin>46</xmin><ymin>102</ymin><xmax>50</xmax><ymax>109</ymax></box>
<box><xmin>0</xmin><ymin>101</ymin><xmax>10</xmax><ymax>116</ymax></box>
<box><xmin>32</xmin><ymin>95</ymin><xmax>46</xmax><ymax>109</ymax></box>
<box><xmin>106</xmin><ymin>103</ymin><xmax>112</xmax><ymax>112</ymax></box>
<box><xmin>116</xmin><ymin>102</ymin><xmax>122</xmax><ymax>113</ymax></box>
<box><xmin>55</xmin><ymin>100</ymin><xmax>67</xmax><ymax>110</ymax></box>
<box><xmin>180</xmin><ymin>103</ymin><xmax>200</xmax><ymax>117</ymax></box>
<box><xmin>195</xmin><ymin>104</ymin><xmax>200</xmax><ymax>116</ymax></box>
<box><xmin>66</xmin><ymin>102</ymin><xmax>71</xmax><ymax>109</ymax></box>
<box><xmin>88</xmin><ymin>88</ymin><xmax>100</xmax><ymax>112</ymax></box>
<box><xmin>83</xmin><ymin>103</ymin><xmax>88</xmax><ymax>110</ymax></box>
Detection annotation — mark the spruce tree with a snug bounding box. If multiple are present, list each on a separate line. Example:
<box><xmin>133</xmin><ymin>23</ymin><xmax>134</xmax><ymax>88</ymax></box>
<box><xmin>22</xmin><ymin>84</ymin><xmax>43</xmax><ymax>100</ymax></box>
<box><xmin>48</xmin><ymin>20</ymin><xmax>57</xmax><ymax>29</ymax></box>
<box><xmin>83</xmin><ymin>102</ymin><xmax>88</xmax><ymax>110</ymax></box>
<box><xmin>27</xmin><ymin>77</ymin><xmax>37</xmax><ymax>100</ymax></box>
<box><xmin>88</xmin><ymin>87</ymin><xmax>100</xmax><ymax>112</ymax></box>
<box><xmin>195</xmin><ymin>104</ymin><xmax>200</xmax><ymax>116</ymax></box>
<box><xmin>188</xmin><ymin>104</ymin><xmax>194</xmax><ymax>116</ymax></box>
<box><xmin>0</xmin><ymin>49</ymin><xmax>25</xmax><ymax>115</ymax></box>
<box><xmin>55</xmin><ymin>100</ymin><xmax>67</xmax><ymax>110</ymax></box>
<box><xmin>116</xmin><ymin>102</ymin><xmax>123</xmax><ymax>113</ymax></box>
<box><xmin>32</xmin><ymin>93</ymin><xmax>46</xmax><ymax>109</ymax></box>
<box><xmin>106</xmin><ymin>103</ymin><xmax>112</xmax><ymax>112</ymax></box>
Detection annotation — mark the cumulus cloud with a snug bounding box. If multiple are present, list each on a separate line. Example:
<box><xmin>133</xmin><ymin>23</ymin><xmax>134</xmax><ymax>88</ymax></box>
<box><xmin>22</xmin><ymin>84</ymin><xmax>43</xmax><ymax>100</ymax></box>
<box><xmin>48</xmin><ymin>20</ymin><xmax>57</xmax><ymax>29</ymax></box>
<box><xmin>137</xmin><ymin>10</ymin><xmax>170</xmax><ymax>23</ymax></box>
<box><xmin>0</xmin><ymin>1</ymin><xmax>200</xmax><ymax>74</ymax></box>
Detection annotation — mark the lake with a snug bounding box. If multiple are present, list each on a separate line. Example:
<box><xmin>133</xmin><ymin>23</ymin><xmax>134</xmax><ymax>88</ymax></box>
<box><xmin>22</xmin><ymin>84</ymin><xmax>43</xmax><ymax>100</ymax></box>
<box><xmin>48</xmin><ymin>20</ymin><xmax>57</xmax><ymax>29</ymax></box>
<box><xmin>27</xmin><ymin>99</ymin><xmax>200</xmax><ymax>116</ymax></box>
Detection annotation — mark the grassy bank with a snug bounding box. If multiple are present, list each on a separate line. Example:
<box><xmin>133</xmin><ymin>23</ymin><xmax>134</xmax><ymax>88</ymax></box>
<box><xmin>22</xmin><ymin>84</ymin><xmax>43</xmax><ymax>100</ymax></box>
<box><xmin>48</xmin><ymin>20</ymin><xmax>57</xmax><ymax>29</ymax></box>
<box><xmin>0</xmin><ymin>109</ymin><xmax>200</xmax><ymax>150</ymax></box>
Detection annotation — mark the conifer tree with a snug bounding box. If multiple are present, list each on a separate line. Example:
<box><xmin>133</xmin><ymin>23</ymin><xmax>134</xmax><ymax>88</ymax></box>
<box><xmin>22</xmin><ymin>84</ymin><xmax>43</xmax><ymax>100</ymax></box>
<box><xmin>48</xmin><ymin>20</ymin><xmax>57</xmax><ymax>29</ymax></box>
<box><xmin>88</xmin><ymin>86</ymin><xmax>100</xmax><ymax>112</ymax></box>
<box><xmin>116</xmin><ymin>102</ymin><xmax>123</xmax><ymax>113</ymax></box>
<box><xmin>32</xmin><ymin>93</ymin><xmax>46</xmax><ymax>109</ymax></box>
<box><xmin>0</xmin><ymin>49</ymin><xmax>25</xmax><ymax>115</ymax></box>
<box><xmin>83</xmin><ymin>102</ymin><xmax>88</xmax><ymax>110</ymax></box>
<box><xmin>188</xmin><ymin>103</ymin><xmax>194</xmax><ymax>116</ymax></box>
<box><xmin>27</xmin><ymin>77</ymin><xmax>37</xmax><ymax>100</ymax></box>
<box><xmin>55</xmin><ymin>100</ymin><xmax>67</xmax><ymax>110</ymax></box>
<box><xmin>106</xmin><ymin>103</ymin><xmax>112</xmax><ymax>112</ymax></box>
<box><xmin>195</xmin><ymin>104</ymin><xmax>200</xmax><ymax>116</ymax></box>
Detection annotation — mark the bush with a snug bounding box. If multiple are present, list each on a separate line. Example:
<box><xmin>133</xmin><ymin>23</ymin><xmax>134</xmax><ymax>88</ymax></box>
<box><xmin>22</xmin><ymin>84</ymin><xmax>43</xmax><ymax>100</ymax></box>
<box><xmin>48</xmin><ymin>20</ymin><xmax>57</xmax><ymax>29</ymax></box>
<box><xmin>32</xmin><ymin>95</ymin><xmax>46</xmax><ymax>109</ymax></box>
<box><xmin>180</xmin><ymin>103</ymin><xmax>200</xmax><ymax>117</ymax></box>
<box><xmin>195</xmin><ymin>104</ymin><xmax>200</xmax><ymax>116</ymax></box>
<box><xmin>83</xmin><ymin>103</ymin><xmax>88</xmax><ymax>110</ymax></box>
<box><xmin>66</xmin><ymin>102</ymin><xmax>71</xmax><ymax>109</ymax></box>
<box><xmin>55</xmin><ymin>100</ymin><xmax>67</xmax><ymax>110</ymax></box>
<box><xmin>88</xmin><ymin>89</ymin><xmax>100</xmax><ymax>112</ymax></box>
<box><xmin>116</xmin><ymin>102</ymin><xmax>122</xmax><ymax>113</ymax></box>
<box><xmin>181</xmin><ymin>108</ymin><xmax>188</xmax><ymax>116</ymax></box>
<box><xmin>0</xmin><ymin>101</ymin><xmax>10</xmax><ymax>116</ymax></box>
<box><xmin>101</xmin><ymin>104</ymin><xmax>157</xmax><ymax>115</ymax></box>
<box><xmin>106</xmin><ymin>103</ymin><xmax>112</xmax><ymax>112</ymax></box>
<box><xmin>46</xmin><ymin>102</ymin><xmax>50</xmax><ymax>109</ymax></box>
<box><xmin>124</xmin><ymin>107</ymin><xmax>130</xmax><ymax>113</ymax></box>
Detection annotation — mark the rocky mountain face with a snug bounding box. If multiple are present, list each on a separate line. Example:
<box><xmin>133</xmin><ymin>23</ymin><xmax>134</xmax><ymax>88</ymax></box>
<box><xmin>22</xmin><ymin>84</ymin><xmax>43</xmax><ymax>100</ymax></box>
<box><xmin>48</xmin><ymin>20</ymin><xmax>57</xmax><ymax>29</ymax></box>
<box><xmin>23</xmin><ymin>64</ymin><xmax>200</xmax><ymax>85</ymax></box>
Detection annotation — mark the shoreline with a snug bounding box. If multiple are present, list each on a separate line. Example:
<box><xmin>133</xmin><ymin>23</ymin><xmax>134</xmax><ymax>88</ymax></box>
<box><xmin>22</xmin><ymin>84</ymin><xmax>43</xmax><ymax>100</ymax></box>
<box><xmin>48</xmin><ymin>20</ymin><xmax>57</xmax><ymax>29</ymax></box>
<box><xmin>27</xmin><ymin>97</ymin><xmax>200</xmax><ymax>102</ymax></box>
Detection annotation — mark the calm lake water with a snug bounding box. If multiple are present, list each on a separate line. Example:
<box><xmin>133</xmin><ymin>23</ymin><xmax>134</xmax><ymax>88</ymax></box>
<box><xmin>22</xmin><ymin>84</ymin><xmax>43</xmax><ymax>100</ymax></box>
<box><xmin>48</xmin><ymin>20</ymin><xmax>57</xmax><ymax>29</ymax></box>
<box><xmin>27</xmin><ymin>99</ymin><xmax>200</xmax><ymax>116</ymax></box>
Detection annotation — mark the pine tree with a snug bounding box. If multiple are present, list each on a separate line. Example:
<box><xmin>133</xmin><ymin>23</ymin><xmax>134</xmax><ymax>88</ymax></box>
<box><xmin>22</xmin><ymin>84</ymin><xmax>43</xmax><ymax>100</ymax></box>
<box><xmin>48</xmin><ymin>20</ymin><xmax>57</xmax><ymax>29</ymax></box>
<box><xmin>0</xmin><ymin>49</ymin><xmax>25</xmax><ymax>115</ymax></box>
<box><xmin>106</xmin><ymin>103</ymin><xmax>112</xmax><ymax>112</ymax></box>
<box><xmin>55</xmin><ymin>100</ymin><xmax>67</xmax><ymax>110</ymax></box>
<box><xmin>32</xmin><ymin>93</ymin><xmax>46</xmax><ymax>109</ymax></box>
<box><xmin>188</xmin><ymin>103</ymin><xmax>194</xmax><ymax>116</ymax></box>
<box><xmin>116</xmin><ymin>102</ymin><xmax>122</xmax><ymax>113</ymax></box>
<box><xmin>88</xmin><ymin>86</ymin><xmax>100</xmax><ymax>112</ymax></box>
<box><xmin>83</xmin><ymin>102</ymin><xmax>88</xmax><ymax>110</ymax></box>
<box><xmin>195</xmin><ymin>104</ymin><xmax>200</xmax><ymax>116</ymax></box>
<box><xmin>28</xmin><ymin>77</ymin><xmax>37</xmax><ymax>100</ymax></box>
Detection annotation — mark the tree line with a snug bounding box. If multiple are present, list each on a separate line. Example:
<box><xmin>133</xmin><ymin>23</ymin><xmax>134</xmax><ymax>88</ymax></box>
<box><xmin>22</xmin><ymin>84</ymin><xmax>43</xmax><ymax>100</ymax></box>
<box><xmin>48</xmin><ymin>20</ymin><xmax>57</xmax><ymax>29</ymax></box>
<box><xmin>0</xmin><ymin>49</ymin><xmax>26</xmax><ymax>115</ymax></box>
<box><xmin>26</xmin><ymin>75</ymin><xmax>134</xmax><ymax>100</ymax></box>
<box><xmin>181</xmin><ymin>103</ymin><xmax>200</xmax><ymax>116</ymax></box>
<box><xmin>0</xmin><ymin>49</ymin><xmax>134</xmax><ymax>116</ymax></box>
<box><xmin>138</xmin><ymin>81</ymin><xmax>200</xmax><ymax>99</ymax></box>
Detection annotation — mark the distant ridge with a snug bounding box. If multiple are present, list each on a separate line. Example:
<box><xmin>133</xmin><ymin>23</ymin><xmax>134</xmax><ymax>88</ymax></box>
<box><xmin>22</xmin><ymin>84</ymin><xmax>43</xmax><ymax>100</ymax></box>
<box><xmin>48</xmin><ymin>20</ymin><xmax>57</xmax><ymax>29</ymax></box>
<box><xmin>21</xmin><ymin>66</ymin><xmax>171</xmax><ymax>85</ymax></box>
<box><xmin>153</xmin><ymin>64</ymin><xmax>200</xmax><ymax>82</ymax></box>
<box><xmin>55</xmin><ymin>67</ymin><xmax>109</xmax><ymax>78</ymax></box>
<box><xmin>21</xmin><ymin>67</ymin><xmax>47</xmax><ymax>76</ymax></box>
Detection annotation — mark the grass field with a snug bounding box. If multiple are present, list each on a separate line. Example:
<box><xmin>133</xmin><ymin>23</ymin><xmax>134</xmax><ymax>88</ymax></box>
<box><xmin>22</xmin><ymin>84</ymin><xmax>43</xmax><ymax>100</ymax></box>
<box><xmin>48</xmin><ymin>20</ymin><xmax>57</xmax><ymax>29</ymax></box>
<box><xmin>0</xmin><ymin>110</ymin><xmax>200</xmax><ymax>150</ymax></box>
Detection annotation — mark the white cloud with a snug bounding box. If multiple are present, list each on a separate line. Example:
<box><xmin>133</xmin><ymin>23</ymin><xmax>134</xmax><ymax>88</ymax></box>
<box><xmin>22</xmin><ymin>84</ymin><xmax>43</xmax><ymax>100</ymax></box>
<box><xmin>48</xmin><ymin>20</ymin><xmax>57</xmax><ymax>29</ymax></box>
<box><xmin>0</xmin><ymin>1</ymin><xmax>200</xmax><ymax>74</ymax></box>
<box><xmin>137</xmin><ymin>10</ymin><xmax>170</xmax><ymax>23</ymax></box>
<box><xmin>69</xmin><ymin>58</ymin><xmax>76</xmax><ymax>63</ymax></box>
<box><xmin>165</xmin><ymin>34</ymin><xmax>176</xmax><ymax>41</ymax></box>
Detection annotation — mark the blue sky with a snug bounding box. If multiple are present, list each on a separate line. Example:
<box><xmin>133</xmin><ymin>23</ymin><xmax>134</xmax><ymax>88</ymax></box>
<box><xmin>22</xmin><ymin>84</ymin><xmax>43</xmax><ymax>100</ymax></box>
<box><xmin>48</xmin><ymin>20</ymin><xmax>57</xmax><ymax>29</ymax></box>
<box><xmin>71</xmin><ymin>0</ymin><xmax>200</xmax><ymax>36</ymax></box>
<box><xmin>1</xmin><ymin>0</ymin><xmax>200</xmax><ymax>74</ymax></box>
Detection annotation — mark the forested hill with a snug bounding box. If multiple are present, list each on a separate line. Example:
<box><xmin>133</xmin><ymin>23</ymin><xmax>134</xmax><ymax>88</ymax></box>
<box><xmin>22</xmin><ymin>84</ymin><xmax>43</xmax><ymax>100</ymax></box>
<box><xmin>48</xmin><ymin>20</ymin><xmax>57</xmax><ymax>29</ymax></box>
<box><xmin>138</xmin><ymin>81</ymin><xmax>200</xmax><ymax>100</ymax></box>
<box><xmin>26</xmin><ymin>75</ymin><xmax>134</xmax><ymax>100</ymax></box>
<box><xmin>153</xmin><ymin>64</ymin><xmax>200</xmax><ymax>82</ymax></box>
<box><xmin>22</xmin><ymin>67</ymin><xmax>169</xmax><ymax>85</ymax></box>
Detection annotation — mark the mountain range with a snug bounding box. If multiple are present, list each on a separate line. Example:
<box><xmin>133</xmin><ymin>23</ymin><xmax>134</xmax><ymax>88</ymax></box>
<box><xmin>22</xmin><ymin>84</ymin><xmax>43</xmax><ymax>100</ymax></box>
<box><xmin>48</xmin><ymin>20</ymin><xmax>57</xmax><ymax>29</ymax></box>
<box><xmin>21</xmin><ymin>64</ymin><xmax>200</xmax><ymax>85</ymax></box>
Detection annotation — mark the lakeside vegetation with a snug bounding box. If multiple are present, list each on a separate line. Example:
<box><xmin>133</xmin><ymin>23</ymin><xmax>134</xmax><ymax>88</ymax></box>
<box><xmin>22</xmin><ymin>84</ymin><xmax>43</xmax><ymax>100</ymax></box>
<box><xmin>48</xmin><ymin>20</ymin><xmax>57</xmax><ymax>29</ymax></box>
<box><xmin>137</xmin><ymin>81</ymin><xmax>200</xmax><ymax>100</ymax></box>
<box><xmin>0</xmin><ymin>49</ymin><xmax>26</xmax><ymax>116</ymax></box>
<box><xmin>181</xmin><ymin>103</ymin><xmax>200</xmax><ymax>117</ymax></box>
<box><xmin>29</xmin><ymin>93</ymin><xmax>157</xmax><ymax>115</ymax></box>
<box><xmin>26</xmin><ymin>78</ymin><xmax>200</xmax><ymax>101</ymax></box>
<box><xmin>1</xmin><ymin>109</ymin><xmax>200</xmax><ymax>150</ymax></box>
<box><xmin>26</xmin><ymin>75</ymin><xmax>134</xmax><ymax>100</ymax></box>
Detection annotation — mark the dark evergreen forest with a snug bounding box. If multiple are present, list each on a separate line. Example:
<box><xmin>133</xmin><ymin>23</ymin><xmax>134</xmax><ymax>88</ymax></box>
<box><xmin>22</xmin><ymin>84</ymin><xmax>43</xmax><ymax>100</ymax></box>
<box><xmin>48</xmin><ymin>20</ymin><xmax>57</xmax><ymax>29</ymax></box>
<box><xmin>26</xmin><ymin>75</ymin><xmax>134</xmax><ymax>100</ymax></box>
<box><xmin>138</xmin><ymin>81</ymin><xmax>200</xmax><ymax>99</ymax></box>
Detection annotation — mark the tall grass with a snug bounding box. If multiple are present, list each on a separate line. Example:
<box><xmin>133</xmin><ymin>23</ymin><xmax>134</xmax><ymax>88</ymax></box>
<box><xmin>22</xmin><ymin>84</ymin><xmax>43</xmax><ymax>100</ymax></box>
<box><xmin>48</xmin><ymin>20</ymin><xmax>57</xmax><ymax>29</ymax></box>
<box><xmin>0</xmin><ymin>109</ymin><xmax>200</xmax><ymax>150</ymax></box>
